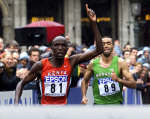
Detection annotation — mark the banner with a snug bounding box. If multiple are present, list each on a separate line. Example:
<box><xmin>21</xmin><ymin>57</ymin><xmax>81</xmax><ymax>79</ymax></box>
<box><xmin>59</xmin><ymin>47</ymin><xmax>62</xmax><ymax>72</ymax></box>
<box><xmin>0</xmin><ymin>90</ymin><xmax>38</xmax><ymax>105</ymax></box>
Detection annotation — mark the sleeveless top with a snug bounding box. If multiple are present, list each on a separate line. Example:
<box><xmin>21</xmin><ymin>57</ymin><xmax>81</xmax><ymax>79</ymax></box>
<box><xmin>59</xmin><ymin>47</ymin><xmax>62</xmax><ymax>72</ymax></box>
<box><xmin>41</xmin><ymin>58</ymin><xmax>72</xmax><ymax>104</ymax></box>
<box><xmin>92</xmin><ymin>56</ymin><xmax>123</xmax><ymax>104</ymax></box>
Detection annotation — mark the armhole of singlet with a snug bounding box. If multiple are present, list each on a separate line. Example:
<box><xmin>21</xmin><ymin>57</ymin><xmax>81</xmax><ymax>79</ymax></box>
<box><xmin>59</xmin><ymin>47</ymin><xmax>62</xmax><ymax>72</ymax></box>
<box><xmin>65</xmin><ymin>57</ymin><xmax>71</xmax><ymax>67</ymax></box>
<box><xmin>41</xmin><ymin>58</ymin><xmax>49</xmax><ymax>71</ymax></box>
<box><xmin>42</xmin><ymin>58</ymin><xmax>48</xmax><ymax>65</ymax></box>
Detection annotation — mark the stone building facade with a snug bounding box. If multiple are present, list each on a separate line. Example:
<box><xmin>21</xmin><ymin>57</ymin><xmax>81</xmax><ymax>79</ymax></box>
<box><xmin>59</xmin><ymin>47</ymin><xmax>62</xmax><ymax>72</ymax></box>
<box><xmin>0</xmin><ymin>0</ymin><xmax>148</xmax><ymax>48</ymax></box>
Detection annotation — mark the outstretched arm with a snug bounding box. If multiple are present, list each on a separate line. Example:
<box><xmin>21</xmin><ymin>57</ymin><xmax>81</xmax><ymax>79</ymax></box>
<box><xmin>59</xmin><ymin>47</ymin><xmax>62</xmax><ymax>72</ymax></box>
<box><xmin>70</xmin><ymin>4</ymin><xmax>103</xmax><ymax>65</ymax></box>
<box><xmin>112</xmin><ymin>61</ymin><xmax>136</xmax><ymax>88</ymax></box>
<box><xmin>14</xmin><ymin>61</ymin><xmax>42</xmax><ymax>104</ymax></box>
<box><xmin>81</xmin><ymin>62</ymin><xmax>93</xmax><ymax>104</ymax></box>
<box><xmin>85</xmin><ymin>4</ymin><xmax>103</xmax><ymax>53</ymax></box>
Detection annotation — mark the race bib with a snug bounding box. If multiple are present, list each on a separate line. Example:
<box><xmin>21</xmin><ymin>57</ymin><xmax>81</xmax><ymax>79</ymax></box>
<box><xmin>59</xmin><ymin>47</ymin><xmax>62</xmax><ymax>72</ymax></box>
<box><xmin>98</xmin><ymin>77</ymin><xmax>120</xmax><ymax>96</ymax></box>
<box><xmin>44</xmin><ymin>75</ymin><xmax>68</xmax><ymax>97</ymax></box>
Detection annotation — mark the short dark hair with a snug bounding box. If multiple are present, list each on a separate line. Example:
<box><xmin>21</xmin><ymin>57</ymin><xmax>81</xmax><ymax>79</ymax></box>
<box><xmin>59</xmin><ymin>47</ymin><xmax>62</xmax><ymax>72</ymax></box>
<box><xmin>131</xmin><ymin>47</ymin><xmax>138</xmax><ymax>52</ymax></box>
<box><xmin>102</xmin><ymin>36</ymin><xmax>113</xmax><ymax>44</ymax></box>
<box><xmin>28</xmin><ymin>47</ymin><xmax>40</xmax><ymax>56</ymax></box>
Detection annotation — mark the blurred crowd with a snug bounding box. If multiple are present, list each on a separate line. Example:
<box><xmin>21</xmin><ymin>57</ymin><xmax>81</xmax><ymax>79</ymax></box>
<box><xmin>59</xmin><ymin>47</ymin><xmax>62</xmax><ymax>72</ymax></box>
<box><xmin>0</xmin><ymin>36</ymin><xmax>150</xmax><ymax>104</ymax></box>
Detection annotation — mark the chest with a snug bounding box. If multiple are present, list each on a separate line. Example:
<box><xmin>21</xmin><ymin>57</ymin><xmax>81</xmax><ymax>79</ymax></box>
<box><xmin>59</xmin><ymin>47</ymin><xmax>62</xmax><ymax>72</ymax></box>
<box><xmin>93</xmin><ymin>58</ymin><xmax>121</xmax><ymax>78</ymax></box>
<box><xmin>41</xmin><ymin>61</ymin><xmax>71</xmax><ymax>79</ymax></box>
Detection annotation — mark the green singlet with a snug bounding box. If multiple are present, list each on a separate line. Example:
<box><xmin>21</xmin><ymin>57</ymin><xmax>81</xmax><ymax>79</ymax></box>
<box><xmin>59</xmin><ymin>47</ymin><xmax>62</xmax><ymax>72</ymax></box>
<box><xmin>92</xmin><ymin>56</ymin><xmax>123</xmax><ymax>104</ymax></box>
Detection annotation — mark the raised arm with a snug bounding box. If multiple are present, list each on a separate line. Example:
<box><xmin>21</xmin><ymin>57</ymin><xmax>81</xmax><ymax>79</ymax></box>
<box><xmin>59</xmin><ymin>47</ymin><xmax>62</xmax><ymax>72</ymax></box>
<box><xmin>70</xmin><ymin>4</ymin><xmax>103</xmax><ymax>65</ymax></box>
<box><xmin>14</xmin><ymin>61</ymin><xmax>42</xmax><ymax>104</ymax></box>
<box><xmin>81</xmin><ymin>62</ymin><xmax>93</xmax><ymax>104</ymax></box>
<box><xmin>85</xmin><ymin>4</ymin><xmax>103</xmax><ymax>52</ymax></box>
<box><xmin>112</xmin><ymin>60</ymin><xmax>136</xmax><ymax>88</ymax></box>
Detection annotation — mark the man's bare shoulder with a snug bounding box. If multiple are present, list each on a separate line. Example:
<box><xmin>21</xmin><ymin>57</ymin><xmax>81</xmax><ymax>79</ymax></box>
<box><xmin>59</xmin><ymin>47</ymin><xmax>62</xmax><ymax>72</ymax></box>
<box><xmin>34</xmin><ymin>61</ymin><xmax>42</xmax><ymax>66</ymax></box>
<box><xmin>118</xmin><ymin>57</ymin><xmax>126</xmax><ymax>66</ymax></box>
<box><xmin>118</xmin><ymin>57</ymin><xmax>124</xmax><ymax>62</ymax></box>
<box><xmin>118</xmin><ymin>57</ymin><xmax>129</xmax><ymax>69</ymax></box>
<box><xmin>30</xmin><ymin>61</ymin><xmax>42</xmax><ymax>73</ymax></box>
<box><xmin>86</xmin><ymin>60</ymin><xmax>94</xmax><ymax>71</ymax></box>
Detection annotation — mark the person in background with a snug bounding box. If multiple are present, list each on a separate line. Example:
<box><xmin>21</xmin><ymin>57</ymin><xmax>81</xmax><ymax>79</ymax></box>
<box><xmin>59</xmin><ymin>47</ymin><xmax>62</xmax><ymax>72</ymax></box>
<box><xmin>12</xmin><ymin>51</ymin><xmax>20</xmax><ymax>67</ymax></box>
<box><xmin>142</xmin><ymin>63</ymin><xmax>150</xmax><ymax>72</ymax></box>
<box><xmin>141</xmin><ymin>69</ymin><xmax>150</xmax><ymax>104</ymax></box>
<box><xmin>137</xmin><ymin>47</ymin><xmax>150</xmax><ymax>64</ymax></box>
<box><xmin>123</xmin><ymin>50</ymin><xmax>130</xmax><ymax>60</ymax></box>
<box><xmin>130</xmin><ymin>47</ymin><xmax>138</xmax><ymax>58</ymax></box>
<box><xmin>17</xmin><ymin>52</ymin><xmax>29</xmax><ymax>69</ymax></box>
<box><xmin>4</xmin><ymin>41</ymin><xmax>20</xmax><ymax>53</ymax></box>
<box><xmin>16</xmin><ymin>52</ymin><xmax>29</xmax><ymax>80</ymax></box>
<box><xmin>123</xmin><ymin>43</ymin><xmax>131</xmax><ymax>52</ymax></box>
<box><xmin>0</xmin><ymin>51</ymin><xmax>20</xmax><ymax>91</ymax></box>
<box><xmin>129</xmin><ymin>55</ymin><xmax>137</xmax><ymax>70</ymax></box>
<box><xmin>0</xmin><ymin>37</ymin><xmax>4</xmax><ymax>54</ymax></box>
<box><xmin>113</xmin><ymin>40</ymin><xmax>122</xmax><ymax>57</ymax></box>
<box><xmin>22</xmin><ymin>47</ymin><xmax>41</xmax><ymax>90</ymax></box>
<box><xmin>28</xmin><ymin>47</ymin><xmax>41</xmax><ymax>69</ymax></box>
<box><xmin>123</xmin><ymin>62</ymin><xmax>143</xmax><ymax>104</ymax></box>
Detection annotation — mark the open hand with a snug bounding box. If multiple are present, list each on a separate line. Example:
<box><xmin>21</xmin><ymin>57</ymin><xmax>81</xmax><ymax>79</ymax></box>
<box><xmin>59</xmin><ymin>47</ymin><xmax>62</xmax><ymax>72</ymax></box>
<box><xmin>86</xmin><ymin>4</ymin><xmax>96</xmax><ymax>22</ymax></box>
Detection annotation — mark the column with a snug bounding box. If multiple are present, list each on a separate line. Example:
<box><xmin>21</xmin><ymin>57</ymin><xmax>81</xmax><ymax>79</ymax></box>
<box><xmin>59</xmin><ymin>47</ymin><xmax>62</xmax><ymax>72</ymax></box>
<box><xmin>64</xmin><ymin>0</ymin><xmax>81</xmax><ymax>45</ymax></box>
<box><xmin>118</xmin><ymin>0</ymin><xmax>135</xmax><ymax>48</ymax></box>
<box><xmin>20</xmin><ymin>0</ymin><xmax>27</xmax><ymax>26</ymax></box>
<box><xmin>111</xmin><ymin>0</ymin><xmax>117</xmax><ymax>41</ymax></box>
<box><xmin>14</xmin><ymin>0</ymin><xmax>27</xmax><ymax>28</ymax></box>
<box><xmin>14</xmin><ymin>0</ymin><xmax>20</xmax><ymax>28</ymax></box>
<box><xmin>2</xmin><ymin>16</ymin><xmax>14</xmax><ymax>43</ymax></box>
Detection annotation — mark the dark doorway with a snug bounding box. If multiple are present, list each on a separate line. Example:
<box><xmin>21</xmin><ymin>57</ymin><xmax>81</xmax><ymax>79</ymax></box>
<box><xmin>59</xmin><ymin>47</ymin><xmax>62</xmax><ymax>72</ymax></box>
<box><xmin>140</xmin><ymin>1</ymin><xmax>150</xmax><ymax>46</ymax></box>
<box><xmin>81</xmin><ymin>0</ymin><xmax>116</xmax><ymax>47</ymax></box>
<box><xmin>26</xmin><ymin>0</ymin><xmax>64</xmax><ymax>24</ymax></box>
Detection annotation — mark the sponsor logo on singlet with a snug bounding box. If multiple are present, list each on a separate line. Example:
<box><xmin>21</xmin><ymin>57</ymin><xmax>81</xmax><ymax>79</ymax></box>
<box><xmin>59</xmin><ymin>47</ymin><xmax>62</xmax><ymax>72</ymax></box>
<box><xmin>98</xmin><ymin>77</ymin><xmax>120</xmax><ymax>96</ymax></box>
<box><xmin>44</xmin><ymin>75</ymin><xmax>68</xmax><ymax>97</ymax></box>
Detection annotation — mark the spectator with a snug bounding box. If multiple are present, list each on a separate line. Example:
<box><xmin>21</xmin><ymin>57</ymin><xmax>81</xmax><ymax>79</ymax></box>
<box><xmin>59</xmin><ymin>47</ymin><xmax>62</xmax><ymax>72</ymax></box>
<box><xmin>123</xmin><ymin>50</ymin><xmax>130</xmax><ymax>60</ymax></box>
<box><xmin>141</xmin><ymin>69</ymin><xmax>150</xmax><ymax>104</ymax></box>
<box><xmin>4</xmin><ymin>41</ymin><xmax>20</xmax><ymax>53</ymax></box>
<box><xmin>16</xmin><ymin>52</ymin><xmax>29</xmax><ymax>80</ymax></box>
<box><xmin>0</xmin><ymin>37</ymin><xmax>4</xmax><ymax>53</ymax></box>
<box><xmin>77</xmin><ymin>63</ymin><xmax>87</xmax><ymax>87</ymax></box>
<box><xmin>28</xmin><ymin>47</ymin><xmax>41</xmax><ymax>69</ymax></box>
<box><xmin>113</xmin><ymin>40</ymin><xmax>122</xmax><ymax>57</ymax></box>
<box><xmin>123</xmin><ymin>43</ymin><xmax>131</xmax><ymax>52</ymax></box>
<box><xmin>0</xmin><ymin>51</ymin><xmax>20</xmax><ymax>91</ymax></box>
<box><xmin>17</xmin><ymin>52</ymin><xmax>29</xmax><ymax>69</ymax></box>
<box><xmin>137</xmin><ymin>47</ymin><xmax>150</xmax><ymax>64</ymax></box>
<box><xmin>142</xmin><ymin>63</ymin><xmax>150</xmax><ymax>72</ymax></box>
<box><xmin>123</xmin><ymin>62</ymin><xmax>143</xmax><ymax>104</ymax></box>
<box><xmin>12</xmin><ymin>51</ymin><xmax>20</xmax><ymax>67</ymax></box>
<box><xmin>129</xmin><ymin>55</ymin><xmax>137</xmax><ymax>70</ymax></box>
<box><xmin>130</xmin><ymin>47</ymin><xmax>138</xmax><ymax>58</ymax></box>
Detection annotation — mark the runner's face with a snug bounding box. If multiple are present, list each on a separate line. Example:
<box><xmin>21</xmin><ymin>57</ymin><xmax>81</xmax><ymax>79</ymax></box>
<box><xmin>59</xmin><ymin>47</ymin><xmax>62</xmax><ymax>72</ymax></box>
<box><xmin>52</xmin><ymin>38</ymin><xmax>68</xmax><ymax>59</ymax></box>
<box><xmin>102</xmin><ymin>38</ymin><xmax>113</xmax><ymax>57</ymax></box>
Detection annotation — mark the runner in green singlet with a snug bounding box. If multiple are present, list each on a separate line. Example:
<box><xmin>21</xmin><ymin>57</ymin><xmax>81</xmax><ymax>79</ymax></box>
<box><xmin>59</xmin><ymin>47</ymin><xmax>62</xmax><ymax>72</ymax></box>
<box><xmin>81</xmin><ymin>37</ymin><xmax>136</xmax><ymax>104</ymax></box>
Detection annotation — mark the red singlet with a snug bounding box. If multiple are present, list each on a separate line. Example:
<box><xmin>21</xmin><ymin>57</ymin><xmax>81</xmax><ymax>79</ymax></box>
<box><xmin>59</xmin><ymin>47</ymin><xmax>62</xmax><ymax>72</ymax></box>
<box><xmin>41</xmin><ymin>58</ymin><xmax>72</xmax><ymax>104</ymax></box>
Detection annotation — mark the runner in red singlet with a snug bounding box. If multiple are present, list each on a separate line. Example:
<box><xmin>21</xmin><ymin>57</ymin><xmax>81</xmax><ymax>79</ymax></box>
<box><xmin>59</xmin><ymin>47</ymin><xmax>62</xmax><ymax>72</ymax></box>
<box><xmin>40</xmin><ymin>57</ymin><xmax>72</xmax><ymax>104</ymax></box>
<box><xmin>15</xmin><ymin>4</ymin><xmax>103</xmax><ymax>105</ymax></box>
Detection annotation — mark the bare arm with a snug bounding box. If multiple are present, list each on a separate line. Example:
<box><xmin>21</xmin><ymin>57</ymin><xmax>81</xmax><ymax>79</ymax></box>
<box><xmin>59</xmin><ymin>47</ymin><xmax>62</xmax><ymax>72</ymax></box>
<box><xmin>70</xmin><ymin>4</ymin><xmax>103</xmax><ymax>65</ymax></box>
<box><xmin>86</xmin><ymin>4</ymin><xmax>103</xmax><ymax>53</ymax></box>
<box><xmin>112</xmin><ymin>60</ymin><xmax>136</xmax><ymax>88</ymax></box>
<box><xmin>81</xmin><ymin>62</ymin><xmax>93</xmax><ymax>104</ymax></box>
<box><xmin>14</xmin><ymin>61</ymin><xmax>42</xmax><ymax>104</ymax></box>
